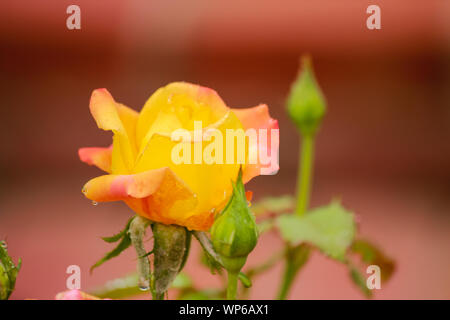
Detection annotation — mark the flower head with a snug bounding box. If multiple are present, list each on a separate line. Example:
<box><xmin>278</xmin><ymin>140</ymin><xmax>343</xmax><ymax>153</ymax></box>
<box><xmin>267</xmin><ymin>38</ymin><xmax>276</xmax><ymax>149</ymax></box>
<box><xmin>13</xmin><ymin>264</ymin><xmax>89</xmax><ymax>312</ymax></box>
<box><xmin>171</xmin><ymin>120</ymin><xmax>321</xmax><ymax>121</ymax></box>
<box><xmin>79</xmin><ymin>82</ymin><xmax>278</xmax><ymax>230</ymax></box>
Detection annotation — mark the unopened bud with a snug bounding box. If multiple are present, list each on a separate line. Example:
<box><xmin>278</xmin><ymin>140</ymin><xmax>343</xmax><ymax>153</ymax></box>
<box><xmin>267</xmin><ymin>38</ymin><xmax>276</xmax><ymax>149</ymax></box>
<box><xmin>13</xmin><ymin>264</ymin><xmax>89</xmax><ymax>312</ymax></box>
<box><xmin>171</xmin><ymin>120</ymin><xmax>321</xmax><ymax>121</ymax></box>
<box><xmin>287</xmin><ymin>55</ymin><xmax>327</xmax><ymax>136</ymax></box>
<box><xmin>211</xmin><ymin>169</ymin><xmax>258</xmax><ymax>272</ymax></box>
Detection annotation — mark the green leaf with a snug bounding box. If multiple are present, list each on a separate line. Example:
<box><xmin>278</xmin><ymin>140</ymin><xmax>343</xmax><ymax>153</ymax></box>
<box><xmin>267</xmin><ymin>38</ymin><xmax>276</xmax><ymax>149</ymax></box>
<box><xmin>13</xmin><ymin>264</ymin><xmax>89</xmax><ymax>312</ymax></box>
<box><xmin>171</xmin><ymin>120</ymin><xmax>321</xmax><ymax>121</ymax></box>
<box><xmin>251</xmin><ymin>195</ymin><xmax>294</xmax><ymax>216</ymax></box>
<box><xmin>171</xmin><ymin>272</ymin><xmax>193</xmax><ymax>290</ymax></box>
<box><xmin>138</xmin><ymin>250</ymin><xmax>153</xmax><ymax>259</ymax></box>
<box><xmin>0</xmin><ymin>240</ymin><xmax>21</xmax><ymax>300</ymax></box>
<box><xmin>257</xmin><ymin>220</ymin><xmax>274</xmax><ymax>234</ymax></box>
<box><xmin>349</xmin><ymin>267</ymin><xmax>373</xmax><ymax>298</ymax></box>
<box><xmin>101</xmin><ymin>217</ymin><xmax>134</xmax><ymax>243</ymax></box>
<box><xmin>90</xmin><ymin>272</ymin><xmax>193</xmax><ymax>299</ymax></box>
<box><xmin>238</xmin><ymin>272</ymin><xmax>252</xmax><ymax>288</ymax></box>
<box><xmin>91</xmin><ymin>232</ymin><xmax>132</xmax><ymax>273</ymax></box>
<box><xmin>91</xmin><ymin>218</ymin><xmax>135</xmax><ymax>272</ymax></box>
<box><xmin>89</xmin><ymin>273</ymin><xmax>144</xmax><ymax>299</ymax></box>
<box><xmin>352</xmin><ymin>239</ymin><xmax>395</xmax><ymax>281</ymax></box>
<box><xmin>276</xmin><ymin>201</ymin><xmax>355</xmax><ymax>261</ymax></box>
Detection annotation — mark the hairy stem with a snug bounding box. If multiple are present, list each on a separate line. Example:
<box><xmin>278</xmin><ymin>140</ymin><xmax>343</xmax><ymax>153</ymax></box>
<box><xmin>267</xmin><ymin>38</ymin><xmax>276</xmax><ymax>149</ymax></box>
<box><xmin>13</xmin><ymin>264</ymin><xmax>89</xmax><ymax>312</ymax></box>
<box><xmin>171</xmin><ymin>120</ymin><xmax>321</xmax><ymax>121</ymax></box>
<box><xmin>129</xmin><ymin>216</ymin><xmax>151</xmax><ymax>294</ymax></box>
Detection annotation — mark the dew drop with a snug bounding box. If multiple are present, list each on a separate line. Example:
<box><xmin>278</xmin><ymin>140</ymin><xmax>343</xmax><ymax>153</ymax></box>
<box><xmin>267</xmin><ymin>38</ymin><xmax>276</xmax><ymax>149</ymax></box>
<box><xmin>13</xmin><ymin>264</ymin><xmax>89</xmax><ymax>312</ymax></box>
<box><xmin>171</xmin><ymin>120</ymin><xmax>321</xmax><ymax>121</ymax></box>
<box><xmin>138</xmin><ymin>278</ymin><xmax>150</xmax><ymax>291</ymax></box>
<box><xmin>1</xmin><ymin>241</ymin><xmax>7</xmax><ymax>249</ymax></box>
<box><xmin>139</xmin><ymin>285</ymin><xmax>149</xmax><ymax>291</ymax></box>
<box><xmin>92</xmin><ymin>201</ymin><xmax>98</xmax><ymax>206</ymax></box>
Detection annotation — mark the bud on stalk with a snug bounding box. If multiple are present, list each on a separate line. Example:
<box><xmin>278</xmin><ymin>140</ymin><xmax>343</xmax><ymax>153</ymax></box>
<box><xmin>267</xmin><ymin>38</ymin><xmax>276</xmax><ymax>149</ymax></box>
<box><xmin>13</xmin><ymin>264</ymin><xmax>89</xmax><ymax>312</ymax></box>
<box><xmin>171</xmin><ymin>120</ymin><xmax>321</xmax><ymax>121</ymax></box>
<box><xmin>211</xmin><ymin>168</ymin><xmax>258</xmax><ymax>299</ymax></box>
<box><xmin>287</xmin><ymin>55</ymin><xmax>327</xmax><ymax>136</ymax></box>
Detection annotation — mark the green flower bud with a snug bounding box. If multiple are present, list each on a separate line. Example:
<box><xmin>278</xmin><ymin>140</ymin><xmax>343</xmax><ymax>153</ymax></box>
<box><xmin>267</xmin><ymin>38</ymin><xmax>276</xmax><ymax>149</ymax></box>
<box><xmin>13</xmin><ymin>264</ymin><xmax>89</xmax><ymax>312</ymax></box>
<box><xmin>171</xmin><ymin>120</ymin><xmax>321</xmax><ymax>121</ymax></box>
<box><xmin>211</xmin><ymin>169</ymin><xmax>258</xmax><ymax>273</ymax></box>
<box><xmin>0</xmin><ymin>241</ymin><xmax>21</xmax><ymax>300</ymax></box>
<box><xmin>287</xmin><ymin>55</ymin><xmax>327</xmax><ymax>136</ymax></box>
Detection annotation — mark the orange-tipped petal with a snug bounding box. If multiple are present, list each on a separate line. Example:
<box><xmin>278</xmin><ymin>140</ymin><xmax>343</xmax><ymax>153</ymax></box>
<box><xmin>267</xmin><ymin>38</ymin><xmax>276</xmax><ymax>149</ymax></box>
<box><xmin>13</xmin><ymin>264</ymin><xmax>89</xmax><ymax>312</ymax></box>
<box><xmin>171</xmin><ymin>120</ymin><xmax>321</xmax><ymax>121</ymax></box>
<box><xmin>82</xmin><ymin>167</ymin><xmax>202</xmax><ymax>230</ymax></box>
<box><xmin>232</xmin><ymin>104</ymin><xmax>279</xmax><ymax>182</ymax></box>
<box><xmin>78</xmin><ymin>146</ymin><xmax>112</xmax><ymax>173</ymax></box>
<box><xmin>89</xmin><ymin>89</ymin><xmax>138</xmax><ymax>173</ymax></box>
<box><xmin>232</xmin><ymin>104</ymin><xmax>278</xmax><ymax>130</ymax></box>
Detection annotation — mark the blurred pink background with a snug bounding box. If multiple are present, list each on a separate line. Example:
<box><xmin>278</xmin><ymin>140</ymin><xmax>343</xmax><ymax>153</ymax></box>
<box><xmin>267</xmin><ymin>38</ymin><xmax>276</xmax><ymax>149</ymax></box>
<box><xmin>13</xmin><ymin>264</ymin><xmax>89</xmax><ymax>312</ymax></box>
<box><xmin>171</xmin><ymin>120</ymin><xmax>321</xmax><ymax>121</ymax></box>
<box><xmin>0</xmin><ymin>0</ymin><xmax>449</xmax><ymax>299</ymax></box>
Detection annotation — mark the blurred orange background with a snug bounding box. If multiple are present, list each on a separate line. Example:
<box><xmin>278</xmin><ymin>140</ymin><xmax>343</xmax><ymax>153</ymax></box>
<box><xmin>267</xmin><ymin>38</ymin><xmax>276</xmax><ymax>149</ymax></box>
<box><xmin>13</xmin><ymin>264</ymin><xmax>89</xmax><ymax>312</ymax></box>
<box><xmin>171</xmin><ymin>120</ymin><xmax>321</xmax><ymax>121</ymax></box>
<box><xmin>1</xmin><ymin>0</ymin><xmax>449</xmax><ymax>299</ymax></box>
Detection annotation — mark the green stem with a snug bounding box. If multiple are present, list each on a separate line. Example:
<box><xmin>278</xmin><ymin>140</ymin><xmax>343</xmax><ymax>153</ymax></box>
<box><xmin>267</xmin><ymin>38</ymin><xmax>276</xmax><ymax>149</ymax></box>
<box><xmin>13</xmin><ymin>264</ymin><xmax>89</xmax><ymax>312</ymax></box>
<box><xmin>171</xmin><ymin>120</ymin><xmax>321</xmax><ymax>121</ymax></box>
<box><xmin>153</xmin><ymin>292</ymin><xmax>165</xmax><ymax>300</ymax></box>
<box><xmin>295</xmin><ymin>134</ymin><xmax>315</xmax><ymax>216</ymax></box>
<box><xmin>277</xmin><ymin>259</ymin><xmax>296</xmax><ymax>300</ymax></box>
<box><xmin>226</xmin><ymin>272</ymin><xmax>239</xmax><ymax>300</ymax></box>
<box><xmin>277</xmin><ymin>244</ymin><xmax>310</xmax><ymax>300</ymax></box>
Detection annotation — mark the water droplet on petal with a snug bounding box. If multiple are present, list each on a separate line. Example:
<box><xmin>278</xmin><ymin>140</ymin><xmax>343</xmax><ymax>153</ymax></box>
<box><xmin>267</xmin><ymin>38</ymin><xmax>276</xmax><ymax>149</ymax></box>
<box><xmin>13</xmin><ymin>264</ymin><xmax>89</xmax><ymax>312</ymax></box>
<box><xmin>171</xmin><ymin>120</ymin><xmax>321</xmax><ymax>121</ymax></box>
<box><xmin>92</xmin><ymin>201</ymin><xmax>98</xmax><ymax>206</ymax></box>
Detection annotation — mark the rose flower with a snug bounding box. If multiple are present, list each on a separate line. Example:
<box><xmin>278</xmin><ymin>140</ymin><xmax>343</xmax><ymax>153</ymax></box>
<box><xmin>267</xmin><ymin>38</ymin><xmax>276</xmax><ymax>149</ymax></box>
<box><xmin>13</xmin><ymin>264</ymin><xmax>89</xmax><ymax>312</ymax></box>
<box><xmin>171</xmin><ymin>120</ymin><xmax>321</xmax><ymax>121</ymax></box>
<box><xmin>79</xmin><ymin>82</ymin><xmax>278</xmax><ymax>231</ymax></box>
